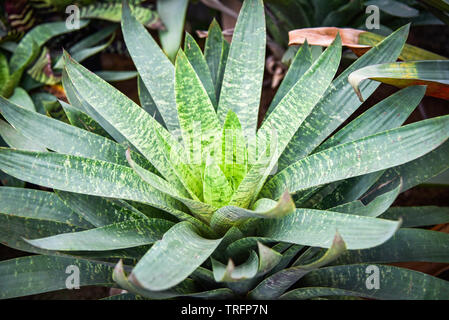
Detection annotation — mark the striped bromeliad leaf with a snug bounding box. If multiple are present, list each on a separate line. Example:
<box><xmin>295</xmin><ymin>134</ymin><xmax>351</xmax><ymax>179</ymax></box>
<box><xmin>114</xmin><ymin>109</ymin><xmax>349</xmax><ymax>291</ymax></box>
<box><xmin>349</xmin><ymin>60</ymin><xmax>449</xmax><ymax>101</ymax></box>
<box><xmin>288</xmin><ymin>27</ymin><xmax>447</xmax><ymax>61</ymax></box>
<box><xmin>1</xmin><ymin>0</ymin><xmax>449</xmax><ymax>300</ymax></box>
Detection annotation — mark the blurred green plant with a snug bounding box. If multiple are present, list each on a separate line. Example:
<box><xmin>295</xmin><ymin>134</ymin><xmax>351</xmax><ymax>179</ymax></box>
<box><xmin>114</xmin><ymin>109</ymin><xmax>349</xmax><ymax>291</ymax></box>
<box><xmin>0</xmin><ymin>0</ymin><xmax>449</xmax><ymax>300</ymax></box>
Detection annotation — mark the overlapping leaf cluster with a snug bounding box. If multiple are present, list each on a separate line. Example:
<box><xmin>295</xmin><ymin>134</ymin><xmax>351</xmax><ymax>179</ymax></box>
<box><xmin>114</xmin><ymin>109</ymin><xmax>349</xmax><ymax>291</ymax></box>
<box><xmin>1</xmin><ymin>0</ymin><xmax>449</xmax><ymax>300</ymax></box>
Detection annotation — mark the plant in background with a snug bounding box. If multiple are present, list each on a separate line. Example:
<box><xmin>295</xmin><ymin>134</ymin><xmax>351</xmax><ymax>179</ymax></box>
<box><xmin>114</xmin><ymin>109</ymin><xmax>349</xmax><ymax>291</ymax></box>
<box><xmin>1</xmin><ymin>0</ymin><xmax>449</xmax><ymax>300</ymax></box>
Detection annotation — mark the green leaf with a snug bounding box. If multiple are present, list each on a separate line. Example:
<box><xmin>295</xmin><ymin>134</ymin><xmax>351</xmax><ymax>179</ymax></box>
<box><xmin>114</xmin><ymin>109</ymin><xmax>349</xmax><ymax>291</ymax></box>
<box><xmin>266</xmin><ymin>42</ymin><xmax>313</xmax><ymax>116</ymax></box>
<box><xmin>0</xmin><ymin>187</ymin><xmax>91</xmax><ymax>229</ymax></box>
<box><xmin>61</xmin><ymin>69</ymin><xmax>129</xmax><ymax>144</ymax></box>
<box><xmin>0</xmin><ymin>149</ymin><xmax>186</xmax><ymax>218</ymax></box>
<box><xmin>315</xmin><ymin>85</ymin><xmax>426</xmax><ymax>152</ymax></box>
<box><xmin>263</xmin><ymin>115</ymin><xmax>449</xmax><ymax>199</ymax></box>
<box><xmin>278</xmin><ymin>24</ymin><xmax>410</xmax><ymax>170</ymax></box>
<box><xmin>137</xmin><ymin>76</ymin><xmax>165</xmax><ymax>127</ymax></box>
<box><xmin>297</xmin><ymin>264</ymin><xmax>449</xmax><ymax>300</ymax></box>
<box><xmin>126</xmin><ymin>149</ymin><xmax>216</xmax><ymax>223</ymax></box>
<box><xmin>379</xmin><ymin>206</ymin><xmax>449</xmax><ymax>228</ymax></box>
<box><xmin>204</xmin><ymin>19</ymin><xmax>224</xmax><ymax>92</ymax></box>
<box><xmin>349</xmin><ymin>61</ymin><xmax>449</xmax><ymax>101</ymax></box>
<box><xmin>175</xmin><ymin>49</ymin><xmax>220</xmax><ymax>160</ymax></box>
<box><xmin>203</xmin><ymin>155</ymin><xmax>233</xmax><ymax>208</ymax></box>
<box><xmin>217</xmin><ymin>0</ymin><xmax>266</xmax><ymax>138</ymax></box>
<box><xmin>113</xmin><ymin>260</ymin><xmax>234</xmax><ymax>299</ymax></box>
<box><xmin>212</xmin><ymin>250</ymin><xmax>259</xmax><ymax>282</ymax></box>
<box><xmin>26</xmin><ymin>218</ymin><xmax>174</xmax><ymax>251</ymax></box>
<box><xmin>80</xmin><ymin>2</ymin><xmax>161</xmax><ymax>28</ymax></box>
<box><xmin>10</xmin><ymin>20</ymin><xmax>89</xmax><ymax>73</ymax></box>
<box><xmin>184</xmin><ymin>33</ymin><xmax>217</xmax><ymax>107</ymax></box>
<box><xmin>95</xmin><ymin>71</ymin><xmax>138</xmax><ymax>82</ymax></box>
<box><xmin>63</xmin><ymin>51</ymin><xmax>188</xmax><ymax>192</ymax></box>
<box><xmin>0</xmin><ymin>53</ymin><xmax>9</xmax><ymax>89</ymax></box>
<box><xmin>257</xmin><ymin>208</ymin><xmax>400</xmax><ymax>250</ymax></box>
<box><xmin>280</xmin><ymin>287</ymin><xmax>362</xmax><ymax>300</ymax></box>
<box><xmin>0</xmin><ymin>119</ymin><xmax>46</xmax><ymax>152</ymax></box>
<box><xmin>335</xmin><ymin>228</ymin><xmax>449</xmax><ymax>265</ymax></box>
<box><xmin>221</xmin><ymin>110</ymin><xmax>247</xmax><ymax>190</ymax></box>
<box><xmin>210</xmin><ymin>191</ymin><xmax>295</xmax><ymax>234</ymax></box>
<box><xmin>56</xmin><ymin>191</ymin><xmax>148</xmax><ymax>227</ymax></box>
<box><xmin>258</xmin><ymin>36</ymin><xmax>341</xmax><ymax>161</ymax></box>
<box><xmin>329</xmin><ymin>179</ymin><xmax>401</xmax><ymax>218</ymax></box>
<box><xmin>363</xmin><ymin>139</ymin><xmax>449</xmax><ymax>201</ymax></box>
<box><xmin>0</xmin><ymin>255</ymin><xmax>113</xmax><ymax>299</ymax></box>
<box><xmin>9</xmin><ymin>87</ymin><xmax>35</xmax><ymax>111</ymax></box>
<box><xmin>59</xmin><ymin>100</ymin><xmax>111</xmax><ymax>138</ymax></box>
<box><xmin>0</xmin><ymin>96</ymin><xmax>151</xmax><ymax>169</ymax></box>
<box><xmin>157</xmin><ymin>0</ymin><xmax>189</xmax><ymax>62</ymax></box>
<box><xmin>130</xmin><ymin>222</ymin><xmax>222</xmax><ymax>291</ymax></box>
<box><xmin>249</xmin><ymin>232</ymin><xmax>346</xmax><ymax>299</ymax></box>
<box><xmin>121</xmin><ymin>0</ymin><xmax>180</xmax><ymax>133</ymax></box>
<box><xmin>366</xmin><ymin>0</ymin><xmax>419</xmax><ymax>18</ymax></box>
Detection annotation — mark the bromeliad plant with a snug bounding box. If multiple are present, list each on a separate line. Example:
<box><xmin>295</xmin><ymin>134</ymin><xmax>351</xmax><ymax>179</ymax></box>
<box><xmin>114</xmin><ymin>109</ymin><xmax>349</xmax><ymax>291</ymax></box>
<box><xmin>1</xmin><ymin>0</ymin><xmax>449</xmax><ymax>300</ymax></box>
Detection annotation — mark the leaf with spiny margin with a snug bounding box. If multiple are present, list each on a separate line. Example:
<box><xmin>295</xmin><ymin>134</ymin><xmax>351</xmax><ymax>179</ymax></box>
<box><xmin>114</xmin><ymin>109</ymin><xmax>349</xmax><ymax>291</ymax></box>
<box><xmin>203</xmin><ymin>155</ymin><xmax>233</xmax><ymax>208</ymax></box>
<box><xmin>258</xmin><ymin>36</ymin><xmax>341</xmax><ymax>163</ymax></box>
<box><xmin>56</xmin><ymin>191</ymin><xmax>148</xmax><ymax>228</ymax></box>
<box><xmin>266</xmin><ymin>41</ymin><xmax>312</xmax><ymax>117</ymax></box>
<box><xmin>121</xmin><ymin>0</ymin><xmax>180</xmax><ymax>133</ymax></box>
<box><xmin>59</xmin><ymin>100</ymin><xmax>111</xmax><ymax>138</ymax></box>
<box><xmin>329</xmin><ymin>178</ymin><xmax>401</xmax><ymax>218</ymax></box>
<box><xmin>184</xmin><ymin>33</ymin><xmax>217</xmax><ymax>107</ymax></box>
<box><xmin>25</xmin><ymin>218</ymin><xmax>174</xmax><ymax>251</ymax></box>
<box><xmin>126</xmin><ymin>149</ymin><xmax>216</xmax><ymax>223</ymax></box>
<box><xmin>0</xmin><ymin>119</ymin><xmax>46</xmax><ymax>152</ymax></box>
<box><xmin>137</xmin><ymin>76</ymin><xmax>165</xmax><ymax>127</ymax></box>
<box><xmin>278</xmin><ymin>24</ymin><xmax>410</xmax><ymax>170</ymax></box>
<box><xmin>221</xmin><ymin>110</ymin><xmax>247</xmax><ymax>190</ymax></box>
<box><xmin>0</xmin><ymin>187</ymin><xmax>91</xmax><ymax>229</ymax></box>
<box><xmin>210</xmin><ymin>190</ymin><xmax>295</xmax><ymax>235</ymax></box>
<box><xmin>297</xmin><ymin>264</ymin><xmax>449</xmax><ymax>300</ymax></box>
<box><xmin>0</xmin><ymin>255</ymin><xmax>114</xmax><ymax>299</ymax></box>
<box><xmin>63</xmin><ymin>51</ymin><xmax>188</xmax><ymax>193</ymax></box>
<box><xmin>130</xmin><ymin>222</ymin><xmax>222</xmax><ymax>291</ymax></box>
<box><xmin>257</xmin><ymin>208</ymin><xmax>400</xmax><ymax>250</ymax></box>
<box><xmin>217</xmin><ymin>0</ymin><xmax>265</xmax><ymax>138</ymax></box>
<box><xmin>263</xmin><ymin>115</ymin><xmax>449</xmax><ymax>200</ymax></box>
<box><xmin>362</xmin><ymin>139</ymin><xmax>449</xmax><ymax>202</ymax></box>
<box><xmin>175</xmin><ymin>49</ymin><xmax>220</xmax><ymax>162</ymax></box>
<box><xmin>249</xmin><ymin>232</ymin><xmax>346</xmax><ymax>299</ymax></box>
<box><xmin>334</xmin><ymin>228</ymin><xmax>449</xmax><ymax>265</ymax></box>
<box><xmin>0</xmin><ymin>96</ymin><xmax>153</xmax><ymax>170</ymax></box>
<box><xmin>379</xmin><ymin>206</ymin><xmax>449</xmax><ymax>228</ymax></box>
<box><xmin>349</xmin><ymin>61</ymin><xmax>449</xmax><ymax>101</ymax></box>
<box><xmin>204</xmin><ymin>19</ymin><xmax>224</xmax><ymax>92</ymax></box>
